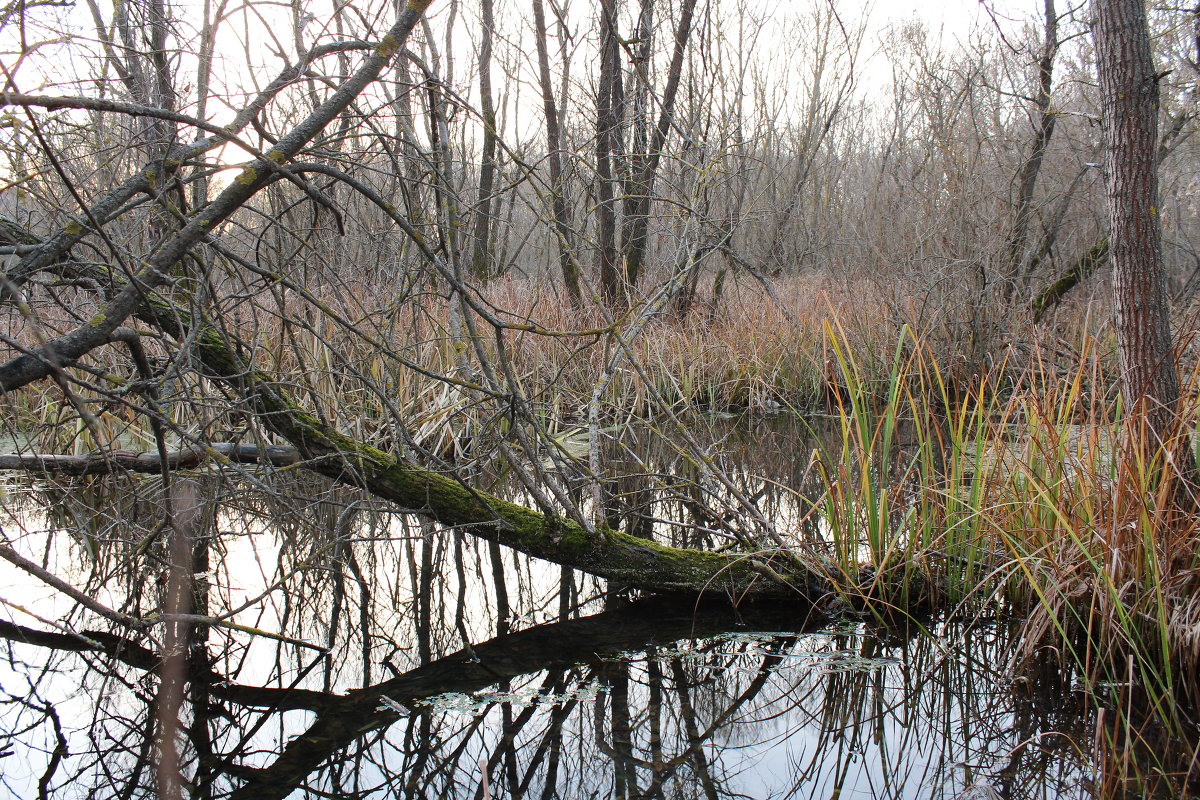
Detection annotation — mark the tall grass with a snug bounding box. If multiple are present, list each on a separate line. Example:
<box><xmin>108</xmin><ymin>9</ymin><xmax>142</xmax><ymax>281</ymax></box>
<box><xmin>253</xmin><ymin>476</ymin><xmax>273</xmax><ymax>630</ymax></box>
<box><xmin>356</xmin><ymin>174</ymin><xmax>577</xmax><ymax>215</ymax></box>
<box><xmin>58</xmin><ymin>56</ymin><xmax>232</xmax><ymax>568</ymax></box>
<box><xmin>807</xmin><ymin>320</ymin><xmax>1200</xmax><ymax>796</ymax></box>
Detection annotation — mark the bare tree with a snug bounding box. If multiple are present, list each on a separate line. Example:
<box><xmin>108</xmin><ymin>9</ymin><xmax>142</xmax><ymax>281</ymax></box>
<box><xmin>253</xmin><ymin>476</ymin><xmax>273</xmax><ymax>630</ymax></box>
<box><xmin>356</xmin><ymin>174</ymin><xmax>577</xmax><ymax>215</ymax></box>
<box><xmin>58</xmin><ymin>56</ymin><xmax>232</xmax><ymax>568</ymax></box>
<box><xmin>469</xmin><ymin>0</ymin><xmax>499</xmax><ymax>280</ymax></box>
<box><xmin>532</xmin><ymin>0</ymin><xmax>584</xmax><ymax>306</ymax></box>
<box><xmin>1007</xmin><ymin>0</ymin><xmax>1061</xmax><ymax>297</ymax></box>
<box><xmin>594</xmin><ymin>0</ymin><xmax>625</xmax><ymax>306</ymax></box>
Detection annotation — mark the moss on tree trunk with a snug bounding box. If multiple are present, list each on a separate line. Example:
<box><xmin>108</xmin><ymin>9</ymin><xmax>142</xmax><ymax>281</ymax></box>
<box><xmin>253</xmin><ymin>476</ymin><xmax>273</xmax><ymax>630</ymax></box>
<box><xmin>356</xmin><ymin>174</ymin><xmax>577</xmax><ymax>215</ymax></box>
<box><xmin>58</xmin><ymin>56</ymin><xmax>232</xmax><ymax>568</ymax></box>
<box><xmin>139</xmin><ymin>294</ymin><xmax>820</xmax><ymax>600</ymax></box>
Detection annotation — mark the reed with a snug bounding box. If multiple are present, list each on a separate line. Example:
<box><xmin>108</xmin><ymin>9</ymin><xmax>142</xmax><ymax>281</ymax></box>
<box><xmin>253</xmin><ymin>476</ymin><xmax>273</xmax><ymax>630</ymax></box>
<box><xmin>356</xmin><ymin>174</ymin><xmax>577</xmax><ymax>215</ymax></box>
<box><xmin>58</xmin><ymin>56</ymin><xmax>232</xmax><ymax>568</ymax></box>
<box><xmin>804</xmin><ymin>319</ymin><xmax>1200</xmax><ymax>796</ymax></box>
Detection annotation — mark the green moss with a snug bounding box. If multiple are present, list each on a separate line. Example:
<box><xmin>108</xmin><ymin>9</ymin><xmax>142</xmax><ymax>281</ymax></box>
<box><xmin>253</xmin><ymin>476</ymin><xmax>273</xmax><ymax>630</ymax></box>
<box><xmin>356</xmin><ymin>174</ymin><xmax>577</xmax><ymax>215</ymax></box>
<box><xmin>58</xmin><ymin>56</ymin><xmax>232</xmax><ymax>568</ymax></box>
<box><xmin>375</xmin><ymin>34</ymin><xmax>400</xmax><ymax>58</ymax></box>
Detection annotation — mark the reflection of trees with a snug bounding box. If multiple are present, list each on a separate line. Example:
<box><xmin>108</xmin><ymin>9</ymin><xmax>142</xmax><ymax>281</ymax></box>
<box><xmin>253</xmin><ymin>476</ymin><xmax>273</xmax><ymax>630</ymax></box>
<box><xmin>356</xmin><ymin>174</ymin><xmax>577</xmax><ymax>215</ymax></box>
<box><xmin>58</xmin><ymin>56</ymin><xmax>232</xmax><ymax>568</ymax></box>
<box><xmin>1</xmin><ymin>591</ymin><xmax>1105</xmax><ymax>799</ymax></box>
<box><xmin>587</xmin><ymin>416</ymin><xmax>831</xmax><ymax>552</ymax></box>
<box><xmin>0</xmin><ymin>443</ymin><xmax>1119</xmax><ymax>799</ymax></box>
<box><xmin>214</xmin><ymin>603</ymin><xmax>808</xmax><ymax>799</ymax></box>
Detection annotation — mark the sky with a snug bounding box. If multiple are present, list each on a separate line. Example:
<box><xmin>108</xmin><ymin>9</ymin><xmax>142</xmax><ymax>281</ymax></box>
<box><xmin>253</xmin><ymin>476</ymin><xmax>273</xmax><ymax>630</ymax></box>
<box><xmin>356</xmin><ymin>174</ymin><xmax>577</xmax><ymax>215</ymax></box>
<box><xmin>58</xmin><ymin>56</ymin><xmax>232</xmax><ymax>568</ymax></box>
<box><xmin>0</xmin><ymin>0</ymin><xmax>1051</xmax><ymax>182</ymax></box>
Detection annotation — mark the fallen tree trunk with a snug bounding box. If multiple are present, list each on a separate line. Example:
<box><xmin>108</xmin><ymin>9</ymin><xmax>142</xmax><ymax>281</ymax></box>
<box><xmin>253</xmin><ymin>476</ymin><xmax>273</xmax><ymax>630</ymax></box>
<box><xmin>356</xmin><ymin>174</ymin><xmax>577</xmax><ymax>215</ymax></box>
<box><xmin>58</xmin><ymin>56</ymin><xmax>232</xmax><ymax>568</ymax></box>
<box><xmin>1031</xmin><ymin>237</ymin><xmax>1108</xmax><ymax>320</ymax></box>
<box><xmin>5</xmin><ymin>436</ymin><xmax>821</xmax><ymax>598</ymax></box>
<box><xmin>42</xmin><ymin>257</ymin><xmax>810</xmax><ymax>598</ymax></box>
<box><xmin>0</xmin><ymin>32</ymin><xmax>820</xmax><ymax>599</ymax></box>
<box><xmin>2</xmin><ymin>249</ymin><xmax>823</xmax><ymax>597</ymax></box>
<box><xmin>0</xmin><ymin>443</ymin><xmax>300</xmax><ymax>475</ymax></box>
<box><xmin>269</xmin><ymin>421</ymin><xmax>817</xmax><ymax>597</ymax></box>
<box><xmin>3</xmin><ymin>431</ymin><xmax>820</xmax><ymax>596</ymax></box>
<box><xmin>4</xmin><ymin>291</ymin><xmax>822</xmax><ymax>600</ymax></box>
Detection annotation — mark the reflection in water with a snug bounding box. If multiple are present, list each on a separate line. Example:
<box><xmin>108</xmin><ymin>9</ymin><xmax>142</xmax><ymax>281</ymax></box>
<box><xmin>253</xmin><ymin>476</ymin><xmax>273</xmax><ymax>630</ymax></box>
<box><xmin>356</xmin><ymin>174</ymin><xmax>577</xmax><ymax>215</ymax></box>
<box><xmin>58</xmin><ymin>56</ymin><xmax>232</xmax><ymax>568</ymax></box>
<box><xmin>0</xmin><ymin>417</ymin><xmax>1142</xmax><ymax>797</ymax></box>
<box><xmin>0</xmin><ymin>591</ymin><xmax>1094</xmax><ymax>799</ymax></box>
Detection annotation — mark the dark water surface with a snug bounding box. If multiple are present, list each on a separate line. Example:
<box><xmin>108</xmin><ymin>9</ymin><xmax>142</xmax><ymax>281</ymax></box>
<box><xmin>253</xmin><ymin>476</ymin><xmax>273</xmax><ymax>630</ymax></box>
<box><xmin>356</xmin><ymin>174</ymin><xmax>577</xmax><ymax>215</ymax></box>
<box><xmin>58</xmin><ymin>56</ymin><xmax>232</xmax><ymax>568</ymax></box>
<box><xmin>0</xmin><ymin>418</ymin><xmax>1108</xmax><ymax>798</ymax></box>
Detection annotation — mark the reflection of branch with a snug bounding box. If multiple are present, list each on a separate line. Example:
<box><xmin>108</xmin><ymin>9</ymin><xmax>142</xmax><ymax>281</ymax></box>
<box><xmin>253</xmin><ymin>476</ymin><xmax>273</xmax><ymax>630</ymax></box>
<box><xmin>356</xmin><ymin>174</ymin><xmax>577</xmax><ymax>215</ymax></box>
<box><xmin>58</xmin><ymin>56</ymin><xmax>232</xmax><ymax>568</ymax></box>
<box><xmin>637</xmin><ymin>643</ymin><xmax>792</xmax><ymax>798</ymax></box>
<box><xmin>0</xmin><ymin>541</ymin><xmax>142</xmax><ymax>627</ymax></box>
<box><xmin>480</xmin><ymin>671</ymin><xmax>564</xmax><ymax>790</ymax></box>
<box><xmin>671</xmin><ymin>659</ymin><xmax>721</xmax><ymax>800</ymax></box>
<box><xmin>0</xmin><ymin>537</ymin><xmax>324</xmax><ymax>651</ymax></box>
<box><xmin>517</xmin><ymin>671</ymin><xmax>578</xmax><ymax>797</ymax></box>
<box><xmin>228</xmin><ymin>602</ymin><xmax>818</xmax><ymax>800</ymax></box>
<box><xmin>0</xmin><ymin>618</ymin><xmax>334</xmax><ymax>711</ymax></box>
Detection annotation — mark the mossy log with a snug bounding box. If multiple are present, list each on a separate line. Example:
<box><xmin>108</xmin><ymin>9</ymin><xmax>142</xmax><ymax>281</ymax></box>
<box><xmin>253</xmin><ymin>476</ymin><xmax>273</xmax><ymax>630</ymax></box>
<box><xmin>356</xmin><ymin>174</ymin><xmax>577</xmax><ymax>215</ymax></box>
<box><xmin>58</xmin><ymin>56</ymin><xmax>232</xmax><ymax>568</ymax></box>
<box><xmin>1032</xmin><ymin>237</ymin><xmax>1109</xmax><ymax>320</ymax></box>
<box><xmin>5</xmin><ymin>435</ymin><xmax>819</xmax><ymax>597</ymax></box>
<box><xmin>131</xmin><ymin>297</ymin><xmax>822</xmax><ymax>600</ymax></box>
<box><xmin>270</xmin><ymin>409</ymin><xmax>818</xmax><ymax>597</ymax></box>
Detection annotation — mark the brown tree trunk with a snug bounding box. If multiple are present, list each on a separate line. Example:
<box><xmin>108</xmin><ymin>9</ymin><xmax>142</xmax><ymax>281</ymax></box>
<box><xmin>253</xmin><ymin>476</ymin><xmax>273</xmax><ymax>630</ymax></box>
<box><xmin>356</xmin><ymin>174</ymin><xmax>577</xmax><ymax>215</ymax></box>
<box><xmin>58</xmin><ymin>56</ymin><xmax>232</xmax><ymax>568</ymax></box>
<box><xmin>532</xmin><ymin>0</ymin><xmax>583</xmax><ymax>306</ymax></box>
<box><xmin>621</xmin><ymin>0</ymin><xmax>698</xmax><ymax>291</ymax></box>
<box><xmin>469</xmin><ymin>0</ymin><xmax>499</xmax><ymax>281</ymax></box>
<box><xmin>1093</xmin><ymin>0</ymin><xmax>1188</xmax><ymax>465</ymax></box>
<box><xmin>595</xmin><ymin>0</ymin><xmax>625</xmax><ymax>307</ymax></box>
<box><xmin>1008</xmin><ymin>0</ymin><xmax>1059</xmax><ymax>296</ymax></box>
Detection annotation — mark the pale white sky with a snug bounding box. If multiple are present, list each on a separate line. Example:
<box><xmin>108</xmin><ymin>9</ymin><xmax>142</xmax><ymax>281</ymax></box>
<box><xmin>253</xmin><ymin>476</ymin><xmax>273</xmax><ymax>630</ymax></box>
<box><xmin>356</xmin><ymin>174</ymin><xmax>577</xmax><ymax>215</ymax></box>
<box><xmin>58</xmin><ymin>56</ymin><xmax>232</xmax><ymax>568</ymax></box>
<box><xmin>0</xmin><ymin>0</ymin><xmax>1051</xmax><ymax>175</ymax></box>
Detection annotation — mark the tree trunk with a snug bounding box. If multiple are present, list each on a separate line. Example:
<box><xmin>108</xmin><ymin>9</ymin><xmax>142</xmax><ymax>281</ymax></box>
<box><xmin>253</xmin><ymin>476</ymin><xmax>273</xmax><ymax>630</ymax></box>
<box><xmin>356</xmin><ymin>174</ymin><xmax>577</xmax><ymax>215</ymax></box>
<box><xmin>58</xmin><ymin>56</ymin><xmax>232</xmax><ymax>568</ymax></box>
<box><xmin>469</xmin><ymin>0</ymin><xmax>499</xmax><ymax>281</ymax></box>
<box><xmin>1029</xmin><ymin>110</ymin><xmax>1191</xmax><ymax>317</ymax></box>
<box><xmin>1008</xmin><ymin>0</ymin><xmax>1059</xmax><ymax>297</ymax></box>
<box><xmin>1093</xmin><ymin>0</ymin><xmax>1183</xmax><ymax>444</ymax></box>
<box><xmin>595</xmin><ymin>0</ymin><xmax>625</xmax><ymax>307</ymax></box>
<box><xmin>532</xmin><ymin>0</ymin><xmax>583</xmax><ymax>306</ymax></box>
<box><xmin>621</xmin><ymin>0</ymin><xmax>698</xmax><ymax>291</ymax></box>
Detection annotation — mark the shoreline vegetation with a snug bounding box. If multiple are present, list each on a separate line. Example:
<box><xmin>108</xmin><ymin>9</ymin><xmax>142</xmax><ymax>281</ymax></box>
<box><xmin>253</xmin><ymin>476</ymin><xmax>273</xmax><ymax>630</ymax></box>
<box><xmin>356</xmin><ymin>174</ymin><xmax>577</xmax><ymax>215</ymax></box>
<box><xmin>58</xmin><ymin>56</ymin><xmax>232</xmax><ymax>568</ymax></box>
<box><xmin>4</xmin><ymin>274</ymin><xmax>1200</xmax><ymax>793</ymax></box>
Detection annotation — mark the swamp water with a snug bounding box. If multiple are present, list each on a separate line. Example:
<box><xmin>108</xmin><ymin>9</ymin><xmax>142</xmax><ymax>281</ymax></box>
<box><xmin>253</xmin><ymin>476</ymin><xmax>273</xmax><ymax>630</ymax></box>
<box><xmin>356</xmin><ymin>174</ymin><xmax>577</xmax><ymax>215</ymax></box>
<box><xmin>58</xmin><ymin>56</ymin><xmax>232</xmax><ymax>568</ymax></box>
<box><xmin>0</xmin><ymin>418</ymin><xmax>1163</xmax><ymax>798</ymax></box>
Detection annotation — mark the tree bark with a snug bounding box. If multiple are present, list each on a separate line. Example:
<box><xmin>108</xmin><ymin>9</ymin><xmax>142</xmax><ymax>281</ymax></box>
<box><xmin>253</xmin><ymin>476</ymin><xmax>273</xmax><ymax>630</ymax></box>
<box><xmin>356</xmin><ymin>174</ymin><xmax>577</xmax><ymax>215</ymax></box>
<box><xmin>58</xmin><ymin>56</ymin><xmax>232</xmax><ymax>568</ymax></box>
<box><xmin>1092</xmin><ymin>0</ymin><xmax>1183</xmax><ymax>442</ymax></box>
